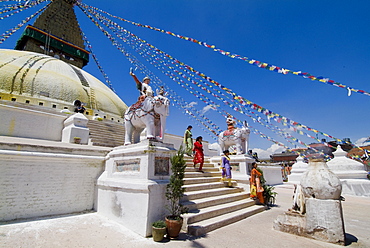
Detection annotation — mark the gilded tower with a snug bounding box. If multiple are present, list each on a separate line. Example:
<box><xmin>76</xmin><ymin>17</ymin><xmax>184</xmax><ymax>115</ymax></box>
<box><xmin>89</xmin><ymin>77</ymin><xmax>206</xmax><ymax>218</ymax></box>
<box><xmin>14</xmin><ymin>0</ymin><xmax>89</xmax><ymax>68</ymax></box>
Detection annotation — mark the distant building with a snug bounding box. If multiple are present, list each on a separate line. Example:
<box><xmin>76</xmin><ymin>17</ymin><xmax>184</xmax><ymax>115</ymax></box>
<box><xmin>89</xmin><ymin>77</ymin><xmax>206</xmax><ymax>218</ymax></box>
<box><xmin>270</xmin><ymin>138</ymin><xmax>354</xmax><ymax>164</ymax></box>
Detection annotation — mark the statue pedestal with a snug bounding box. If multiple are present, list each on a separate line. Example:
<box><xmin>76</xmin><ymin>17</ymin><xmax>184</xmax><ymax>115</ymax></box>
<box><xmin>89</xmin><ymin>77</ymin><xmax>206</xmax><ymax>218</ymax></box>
<box><xmin>97</xmin><ymin>140</ymin><xmax>176</xmax><ymax>237</ymax></box>
<box><xmin>61</xmin><ymin>113</ymin><xmax>89</xmax><ymax>144</ymax></box>
<box><xmin>210</xmin><ymin>154</ymin><xmax>254</xmax><ymax>184</ymax></box>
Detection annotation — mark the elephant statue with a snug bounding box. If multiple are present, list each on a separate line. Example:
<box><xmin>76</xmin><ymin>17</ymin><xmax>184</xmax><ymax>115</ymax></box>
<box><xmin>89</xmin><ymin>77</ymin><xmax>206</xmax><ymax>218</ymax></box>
<box><xmin>124</xmin><ymin>93</ymin><xmax>169</xmax><ymax>145</ymax></box>
<box><xmin>218</xmin><ymin>121</ymin><xmax>250</xmax><ymax>155</ymax></box>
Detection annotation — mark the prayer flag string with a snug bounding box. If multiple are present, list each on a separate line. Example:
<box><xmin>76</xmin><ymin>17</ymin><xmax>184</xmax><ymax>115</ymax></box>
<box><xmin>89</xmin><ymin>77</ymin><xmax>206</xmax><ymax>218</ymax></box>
<box><xmin>85</xmin><ymin>3</ymin><xmax>370</xmax><ymax>98</ymax></box>
<box><xmin>82</xmin><ymin>33</ymin><xmax>114</xmax><ymax>91</ymax></box>
<box><xmin>0</xmin><ymin>0</ymin><xmax>49</xmax><ymax>43</ymax></box>
<box><xmin>81</xmin><ymin>4</ymin><xmax>346</xmax><ymax>148</ymax></box>
<box><xmin>76</xmin><ymin>3</ymin><xmax>358</xmax><ymax>157</ymax></box>
<box><xmin>78</xmin><ymin>4</ymin><xmax>313</xmax><ymax>150</ymax></box>
<box><xmin>77</xmin><ymin>4</ymin><xmax>221</xmax><ymax>139</ymax></box>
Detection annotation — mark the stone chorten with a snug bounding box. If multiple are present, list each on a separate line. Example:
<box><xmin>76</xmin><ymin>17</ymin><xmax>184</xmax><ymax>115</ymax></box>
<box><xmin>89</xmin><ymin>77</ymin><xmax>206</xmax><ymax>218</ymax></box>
<box><xmin>274</xmin><ymin>158</ymin><xmax>346</xmax><ymax>245</ymax></box>
<box><xmin>287</xmin><ymin>156</ymin><xmax>308</xmax><ymax>184</ymax></box>
<box><xmin>327</xmin><ymin>145</ymin><xmax>370</xmax><ymax>196</ymax></box>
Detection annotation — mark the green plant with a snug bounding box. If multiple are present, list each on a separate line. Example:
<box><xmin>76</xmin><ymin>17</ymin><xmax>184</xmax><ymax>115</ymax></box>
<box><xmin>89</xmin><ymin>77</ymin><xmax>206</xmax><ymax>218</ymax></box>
<box><xmin>263</xmin><ymin>184</ymin><xmax>278</xmax><ymax>206</ymax></box>
<box><xmin>165</xmin><ymin>146</ymin><xmax>188</xmax><ymax>219</ymax></box>
<box><xmin>152</xmin><ymin>220</ymin><xmax>166</xmax><ymax>228</ymax></box>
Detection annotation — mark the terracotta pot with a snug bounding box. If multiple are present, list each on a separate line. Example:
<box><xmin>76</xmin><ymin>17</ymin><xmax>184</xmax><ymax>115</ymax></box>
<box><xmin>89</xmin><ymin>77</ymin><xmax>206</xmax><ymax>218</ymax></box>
<box><xmin>165</xmin><ymin>216</ymin><xmax>183</xmax><ymax>238</ymax></box>
<box><xmin>152</xmin><ymin>226</ymin><xmax>166</xmax><ymax>242</ymax></box>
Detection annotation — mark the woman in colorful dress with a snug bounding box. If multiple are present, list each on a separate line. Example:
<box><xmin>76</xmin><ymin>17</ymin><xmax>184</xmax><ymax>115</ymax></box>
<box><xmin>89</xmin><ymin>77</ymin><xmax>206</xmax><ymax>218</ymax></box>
<box><xmin>221</xmin><ymin>150</ymin><xmax>233</xmax><ymax>187</ymax></box>
<box><xmin>193</xmin><ymin>136</ymin><xmax>204</xmax><ymax>173</ymax></box>
<box><xmin>183</xmin><ymin>125</ymin><xmax>193</xmax><ymax>157</ymax></box>
<box><xmin>250</xmin><ymin>162</ymin><xmax>264</xmax><ymax>204</ymax></box>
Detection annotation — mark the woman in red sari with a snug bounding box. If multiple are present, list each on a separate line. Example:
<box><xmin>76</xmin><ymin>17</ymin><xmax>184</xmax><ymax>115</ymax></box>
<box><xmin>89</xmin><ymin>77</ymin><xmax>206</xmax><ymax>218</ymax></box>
<box><xmin>193</xmin><ymin>136</ymin><xmax>204</xmax><ymax>173</ymax></box>
<box><xmin>250</xmin><ymin>162</ymin><xmax>264</xmax><ymax>204</ymax></box>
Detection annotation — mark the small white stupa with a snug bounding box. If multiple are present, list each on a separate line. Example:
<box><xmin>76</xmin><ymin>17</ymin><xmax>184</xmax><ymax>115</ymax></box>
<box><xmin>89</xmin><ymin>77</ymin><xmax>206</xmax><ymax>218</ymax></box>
<box><xmin>288</xmin><ymin>156</ymin><xmax>308</xmax><ymax>184</ymax></box>
<box><xmin>327</xmin><ymin>145</ymin><xmax>370</xmax><ymax>196</ymax></box>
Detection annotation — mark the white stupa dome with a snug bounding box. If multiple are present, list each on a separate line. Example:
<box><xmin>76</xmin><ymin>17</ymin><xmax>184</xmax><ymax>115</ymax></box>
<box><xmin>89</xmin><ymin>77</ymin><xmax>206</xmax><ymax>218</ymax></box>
<box><xmin>0</xmin><ymin>49</ymin><xmax>127</xmax><ymax>119</ymax></box>
<box><xmin>327</xmin><ymin>145</ymin><xmax>367</xmax><ymax>179</ymax></box>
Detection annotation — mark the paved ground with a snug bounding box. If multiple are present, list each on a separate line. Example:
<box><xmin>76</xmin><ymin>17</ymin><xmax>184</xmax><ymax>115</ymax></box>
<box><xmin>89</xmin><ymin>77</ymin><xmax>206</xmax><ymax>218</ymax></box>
<box><xmin>1</xmin><ymin>184</ymin><xmax>369</xmax><ymax>248</ymax></box>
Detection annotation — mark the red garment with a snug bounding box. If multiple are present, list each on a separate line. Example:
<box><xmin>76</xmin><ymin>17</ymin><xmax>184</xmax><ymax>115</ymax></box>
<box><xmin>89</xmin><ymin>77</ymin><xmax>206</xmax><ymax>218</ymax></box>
<box><xmin>250</xmin><ymin>168</ymin><xmax>264</xmax><ymax>204</ymax></box>
<box><xmin>193</xmin><ymin>141</ymin><xmax>204</xmax><ymax>170</ymax></box>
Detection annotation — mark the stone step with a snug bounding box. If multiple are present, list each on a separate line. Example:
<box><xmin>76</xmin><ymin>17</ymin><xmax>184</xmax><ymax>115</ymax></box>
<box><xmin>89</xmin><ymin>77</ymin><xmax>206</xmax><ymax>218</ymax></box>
<box><xmin>182</xmin><ymin>192</ymin><xmax>249</xmax><ymax>211</ymax></box>
<box><xmin>185</xmin><ymin>167</ymin><xmax>219</xmax><ymax>172</ymax></box>
<box><xmin>87</xmin><ymin>120</ymin><xmax>125</xmax><ymax>147</ymax></box>
<box><xmin>181</xmin><ymin>154</ymin><xmax>264</xmax><ymax>236</ymax></box>
<box><xmin>182</xmin><ymin>186</ymin><xmax>242</xmax><ymax>201</ymax></box>
<box><xmin>88</xmin><ymin>128</ymin><xmax>124</xmax><ymax>134</ymax></box>
<box><xmin>90</xmin><ymin>135</ymin><xmax>124</xmax><ymax>144</ymax></box>
<box><xmin>186</xmin><ymin>205</ymin><xmax>265</xmax><ymax>236</ymax></box>
<box><xmin>91</xmin><ymin>141</ymin><xmax>122</xmax><ymax>147</ymax></box>
<box><xmin>183</xmin><ymin>177</ymin><xmax>221</xmax><ymax>185</ymax></box>
<box><xmin>183</xmin><ymin>198</ymin><xmax>256</xmax><ymax>225</ymax></box>
<box><xmin>89</xmin><ymin>132</ymin><xmax>124</xmax><ymax>139</ymax></box>
<box><xmin>184</xmin><ymin>171</ymin><xmax>222</xmax><ymax>178</ymax></box>
<box><xmin>183</xmin><ymin>182</ymin><xmax>229</xmax><ymax>192</ymax></box>
<box><xmin>185</xmin><ymin>162</ymin><xmax>214</xmax><ymax>167</ymax></box>
<box><xmin>184</xmin><ymin>157</ymin><xmax>212</xmax><ymax>162</ymax></box>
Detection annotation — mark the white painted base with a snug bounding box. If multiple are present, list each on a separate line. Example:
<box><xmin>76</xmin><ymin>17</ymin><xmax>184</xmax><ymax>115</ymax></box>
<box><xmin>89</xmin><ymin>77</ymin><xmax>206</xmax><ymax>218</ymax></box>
<box><xmin>97</xmin><ymin>173</ymin><xmax>168</xmax><ymax>237</ymax></box>
<box><xmin>341</xmin><ymin>179</ymin><xmax>370</xmax><ymax>197</ymax></box>
<box><xmin>97</xmin><ymin>140</ymin><xmax>176</xmax><ymax>237</ymax></box>
<box><xmin>61</xmin><ymin>113</ymin><xmax>89</xmax><ymax>144</ymax></box>
<box><xmin>274</xmin><ymin>198</ymin><xmax>345</xmax><ymax>245</ymax></box>
<box><xmin>259</xmin><ymin>166</ymin><xmax>284</xmax><ymax>185</ymax></box>
<box><xmin>305</xmin><ymin>198</ymin><xmax>345</xmax><ymax>244</ymax></box>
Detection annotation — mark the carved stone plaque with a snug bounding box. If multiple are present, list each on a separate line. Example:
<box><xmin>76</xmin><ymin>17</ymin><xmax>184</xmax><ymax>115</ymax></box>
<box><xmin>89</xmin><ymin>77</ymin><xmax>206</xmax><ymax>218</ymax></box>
<box><xmin>116</xmin><ymin>159</ymin><xmax>140</xmax><ymax>172</ymax></box>
<box><xmin>155</xmin><ymin>157</ymin><xmax>169</xmax><ymax>176</ymax></box>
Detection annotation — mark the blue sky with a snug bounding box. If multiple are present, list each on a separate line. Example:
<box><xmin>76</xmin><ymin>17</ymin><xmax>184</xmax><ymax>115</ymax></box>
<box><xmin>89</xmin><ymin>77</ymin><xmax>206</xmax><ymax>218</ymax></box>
<box><xmin>1</xmin><ymin>0</ymin><xmax>369</xmax><ymax>157</ymax></box>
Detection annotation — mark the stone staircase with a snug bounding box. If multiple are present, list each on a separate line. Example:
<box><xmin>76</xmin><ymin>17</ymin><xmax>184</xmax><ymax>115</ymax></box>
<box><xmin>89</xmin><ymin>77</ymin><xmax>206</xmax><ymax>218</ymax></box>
<box><xmin>181</xmin><ymin>157</ymin><xmax>265</xmax><ymax>236</ymax></box>
<box><xmin>87</xmin><ymin>120</ymin><xmax>125</xmax><ymax>147</ymax></box>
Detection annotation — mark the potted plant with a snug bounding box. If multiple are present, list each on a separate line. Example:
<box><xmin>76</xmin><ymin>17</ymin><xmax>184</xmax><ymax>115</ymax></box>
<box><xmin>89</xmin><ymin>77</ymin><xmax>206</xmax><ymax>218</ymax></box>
<box><xmin>165</xmin><ymin>146</ymin><xmax>188</xmax><ymax>238</ymax></box>
<box><xmin>152</xmin><ymin>220</ymin><xmax>167</xmax><ymax>242</ymax></box>
<box><xmin>73</xmin><ymin>137</ymin><xmax>81</xmax><ymax>144</ymax></box>
<box><xmin>263</xmin><ymin>184</ymin><xmax>277</xmax><ymax>206</ymax></box>
<box><xmin>256</xmin><ymin>167</ymin><xmax>278</xmax><ymax>206</ymax></box>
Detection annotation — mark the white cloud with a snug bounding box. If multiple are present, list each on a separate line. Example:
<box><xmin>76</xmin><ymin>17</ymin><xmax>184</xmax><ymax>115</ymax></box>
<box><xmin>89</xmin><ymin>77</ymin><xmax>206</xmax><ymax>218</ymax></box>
<box><xmin>251</xmin><ymin>143</ymin><xmax>285</xmax><ymax>159</ymax></box>
<box><xmin>184</xmin><ymin>101</ymin><xmax>198</xmax><ymax>108</ymax></box>
<box><xmin>282</xmin><ymin>125</ymin><xmax>303</xmax><ymax>135</ymax></box>
<box><xmin>202</xmin><ymin>105</ymin><xmax>216</xmax><ymax>114</ymax></box>
<box><xmin>209</xmin><ymin>142</ymin><xmax>220</xmax><ymax>151</ymax></box>
<box><xmin>355</xmin><ymin>137</ymin><xmax>370</xmax><ymax>146</ymax></box>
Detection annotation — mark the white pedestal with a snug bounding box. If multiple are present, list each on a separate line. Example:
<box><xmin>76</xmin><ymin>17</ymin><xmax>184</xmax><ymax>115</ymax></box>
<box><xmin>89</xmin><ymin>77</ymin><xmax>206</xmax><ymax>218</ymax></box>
<box><xmin>259</xmin><ymin>165</ymin><xmax>284</xmax><ymax>185</ymax></box>
<box><xmin>97</xmin><ymin>140</ymin><xmax>176</xmax><ymax>237</ymax></box>
<box><xmin>61</xmin><ymin>113</ymin><xmax>89</xmax><ymax>144</ymax></box>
